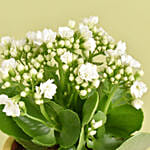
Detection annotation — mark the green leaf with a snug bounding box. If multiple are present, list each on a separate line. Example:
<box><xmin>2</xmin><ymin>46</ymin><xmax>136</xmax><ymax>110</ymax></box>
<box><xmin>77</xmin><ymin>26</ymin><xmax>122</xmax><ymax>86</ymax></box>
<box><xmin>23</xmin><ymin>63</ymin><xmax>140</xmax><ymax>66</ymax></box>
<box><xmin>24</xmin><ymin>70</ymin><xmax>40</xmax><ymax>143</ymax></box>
<box><xmin>0</xmin><ymin>106</ymin><xmax>30</xmax><ymax>139</ymax></box>
<box><xmin>111</xmin><ymin>88</ymin><xmax>132</xmax><ymax>108</ymax></box>
<box><xmin>106</xmin><ymin>104</ymin><xmax>143</xmax><ymax>137</ymax></box>
<box><xmin>16</xmin><ymin>138</ymin><xmax>48</xmax><ymax>150</ymax></box>
<box><xmin>117</xmin><ymin>132</ymin><xmax>150</xmax><ymax>150</ymax></box>
<box><xmin>55</xmin><ymin>109</ymin><xmax>81</xmax><ymax>148</ymax></box>
<box><xmin>93</xmin><ymin>134</ymin><xmax>123</xmax><ymax>150</ymax></box>
<box><xmin>23</xmin><ymin>97</ymin><xmax>46</xmax><ymax>121</ymax></box>
<box><xmin>82</xmin><ymin>92</ymin><xmax>99</xmax><ymax>125</ymax></box>
<box><xmin>14</xmin><ymin>116</ymin><xmax>50</xmax><ymax>137</ymax></box>
<box><xmin>93</xmin><ymin>111</ymin><xmax>107</xmax><ymax>125</ymax></box>
<box><xmin>58</xmin><ymin>146</ymin><xmax>76</xmax><ymax>150</ymax></box>
<box><xmin>32</xmin><ymin>129</ymin><xmax>56</xmax><ymax>147</ymax></box>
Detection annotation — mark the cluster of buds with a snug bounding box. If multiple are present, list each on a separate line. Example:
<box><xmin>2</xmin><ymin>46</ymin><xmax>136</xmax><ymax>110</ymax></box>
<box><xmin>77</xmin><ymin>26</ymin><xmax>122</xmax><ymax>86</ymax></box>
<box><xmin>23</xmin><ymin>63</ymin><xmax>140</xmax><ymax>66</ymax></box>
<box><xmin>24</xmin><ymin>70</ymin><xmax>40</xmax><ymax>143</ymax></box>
<box><xmin>0</xmin><ymin>16</ymin><xmax>147</xmax><ymax>117</ymax></box>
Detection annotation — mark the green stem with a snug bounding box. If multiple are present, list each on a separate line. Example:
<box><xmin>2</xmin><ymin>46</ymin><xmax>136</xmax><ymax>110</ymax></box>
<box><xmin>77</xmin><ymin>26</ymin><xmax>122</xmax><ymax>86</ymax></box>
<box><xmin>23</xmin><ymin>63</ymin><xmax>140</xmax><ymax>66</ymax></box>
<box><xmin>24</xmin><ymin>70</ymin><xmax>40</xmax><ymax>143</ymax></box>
<box><xmin>77</xmin><ymin>126</ymin><xmax>85</xmax><ymax>150</ymax></box>
<box><xmin>103</xmin><ymin>86</ymin><xmax>117</xmax><ymax>115</ymax></box>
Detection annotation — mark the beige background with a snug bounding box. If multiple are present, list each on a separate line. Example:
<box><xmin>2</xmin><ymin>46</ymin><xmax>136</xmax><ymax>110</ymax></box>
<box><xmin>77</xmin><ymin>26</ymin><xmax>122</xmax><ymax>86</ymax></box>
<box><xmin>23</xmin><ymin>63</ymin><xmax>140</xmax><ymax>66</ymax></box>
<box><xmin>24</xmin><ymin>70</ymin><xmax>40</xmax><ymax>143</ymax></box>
<box><xmin>0</xmin><ymin>0</ymin><xmax>150</xmax><ymax>149</ymax></box>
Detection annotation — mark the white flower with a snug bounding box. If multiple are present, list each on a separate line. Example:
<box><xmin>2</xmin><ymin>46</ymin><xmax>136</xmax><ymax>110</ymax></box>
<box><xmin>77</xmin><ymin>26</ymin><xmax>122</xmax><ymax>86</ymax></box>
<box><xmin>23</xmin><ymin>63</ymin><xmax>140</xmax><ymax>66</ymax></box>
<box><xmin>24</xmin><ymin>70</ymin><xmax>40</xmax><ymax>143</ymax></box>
<box><xmin>42</xmin><ymin>29</ymin><xmax>56</xmax><ymax>43</ymax></box>
<box><xmin>60</xmin><ymin>51</ymin><xmax>73</xmax><ymax>64</ymax></box>
<box><xmin>116</xmin><ymin>41</ymin><xmax>126</xmax><ymax>54</ymax></box>
<box><xmin>26</xmin><ymin>29</ymin><xmax>56</xmax><ymax>45</ymax></box>
<box><xmin>84</xmin><ymin>38</ymin><xmax>96</xmax><ymax>53</ymax></box>
<box><xmin>39</xmin><ymin>79</ymin><xmax>57</xmax><ymax>99</ymax></box>
<box><xmin>130</xmin><ymin>81</ymin><xmax>147</xmax><ymax>98</ymax></box>
<box><xmin>132</xmin><ymin>99</ymin><xmax>144</xmax><ymax>110</ymax></box>
<box><xmin>106</xmin><ymin>41</ymin><xmax>126</xmax><ymax>57</ymax></box>
<box><xmin>79</xmin><ymin>24</ymin><xmax>92</xmax><ymax>39</ymax></box>
<box><xmin>121</xmin><ymin>54</ymin><xmax>141</xmax><ymax>68</ymax></box>
<box><xmin>0</xmin><ymin>94</ymin><xmax>20</xmax><ymax>117</ymax></box>
<box><xmin>79</xmin><ymin>63</ymin><xmax>99</xmax><ymax>82</ymax></box>
<box><xmin>83</xmin><ymin>16</ymin><xmax>99</xmax><ymax>26</ymax></box>
<box><xmin>58</xmin><ymin>27</ymin><xmax>74</xmax><ymax>38</ymax></box>
<box><xmin>0</xmin><ymin>58</ymin><xmax>17</xmax><ymax>76</ymax></box>
<box><xmin>1</xmin><ymin>36</ymin><xmax>12</xmax><ymax>46</ymax></box>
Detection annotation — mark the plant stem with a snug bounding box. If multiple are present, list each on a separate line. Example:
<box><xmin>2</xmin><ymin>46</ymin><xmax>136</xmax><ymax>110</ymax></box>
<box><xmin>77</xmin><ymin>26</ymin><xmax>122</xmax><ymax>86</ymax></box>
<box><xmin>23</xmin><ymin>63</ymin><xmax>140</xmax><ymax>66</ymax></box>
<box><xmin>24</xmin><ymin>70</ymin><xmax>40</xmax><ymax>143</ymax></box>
<box><xmin>77</xmin><ymin>126</ymin><xmax>85</xmax><ymax>150</ymax></box>
<box><xmin>103</xmin><ymin>86</ymin><xmax>117</xmax><ymax>115</ymax></box>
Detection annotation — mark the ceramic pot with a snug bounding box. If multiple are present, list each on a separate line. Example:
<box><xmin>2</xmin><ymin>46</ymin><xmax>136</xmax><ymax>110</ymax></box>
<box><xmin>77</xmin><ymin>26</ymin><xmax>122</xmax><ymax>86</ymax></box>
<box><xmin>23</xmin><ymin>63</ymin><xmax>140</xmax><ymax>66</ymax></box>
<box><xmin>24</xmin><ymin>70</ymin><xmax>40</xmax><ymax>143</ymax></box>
<box><xmin>2</xmin><ymin>137</ymin><xmax>14</xmax><ymax>150</ymax></box>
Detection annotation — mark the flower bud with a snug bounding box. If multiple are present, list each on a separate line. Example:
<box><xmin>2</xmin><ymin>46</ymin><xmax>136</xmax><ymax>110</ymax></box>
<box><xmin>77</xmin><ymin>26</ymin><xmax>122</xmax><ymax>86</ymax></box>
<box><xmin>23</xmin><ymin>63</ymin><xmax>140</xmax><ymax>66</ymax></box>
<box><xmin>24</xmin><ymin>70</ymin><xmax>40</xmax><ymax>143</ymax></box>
<box><xmin>37</xmin><ymin>72</ymin><xmax>43</xmax><ymax>80</ymax></box>
<box><xmin>59</xmin><ymin>40</ymin><xmax>65</xmax><ymax>47</ymax></box>
<box><xmin>82</xmin><ymin>82</ymin><xmax>88</xmax><ymax>88</ymax></box>
<box><xmin>35</xmin><ymin>100</ymin><xmax>44</xmax><ymax>105</ymax></box>
<box><xmin>17</xmin><ymin>64</ymin><xmax>25</xmax><ymax>72</ymax></box>
<box><xmin>20</xmin><ymin>91</ymin><xmax>27</xmax><ymax>97</ymax></box>
<box><xmin>47</xmin><ymin>42</ymin><xmax>53</xmax><ymax>48</ymax></box>
<box><xmin>125</xmin><ymin>66</ymin><xmax>133</xmax><ymax>74</ymax></box>
<box><xmin>80</xmin><ymin>90</ymin><xmax>87</xmax><ymax>96</ymax></box>
<box><xmin>78</xmin><ymin>58</ymin><xmax>84</xmax><ymax>64</ymax></box>
<box><xmin>106</xmin><ymin>67</ymin><xmax>113</xmax><ymax>74</ymax></box>
<box><xmin>4</xmin><ymin>81</ymin><xmax>11</xmax><ymax>88</ymax></box>
<box><xmin>68</xmin><ymin>20</ymin><xmax>76</xmax><ymax>28</ymax></box>
<box><xmin>62</xmin><ymin>64</ymin><xmax>69</xmax><ymax>71</ymax></box>
<box><xmin>75</xmin><ymin>85</ymin><xmax>80</xmax><ymax>90</ymax></box>
<box><xmin>24</xmin><ymin>45</ymin><xmax>30</xmax><ymax>52</ymax></box>
<box><xmin>115</xmin><ymin>74</ymin><xmax>121</xmax><ymax>80</ymax></box>
<box><xmin>69</xmin><ymin>74</ymin><xmax>74</xmax><ymax>81</ymax></box>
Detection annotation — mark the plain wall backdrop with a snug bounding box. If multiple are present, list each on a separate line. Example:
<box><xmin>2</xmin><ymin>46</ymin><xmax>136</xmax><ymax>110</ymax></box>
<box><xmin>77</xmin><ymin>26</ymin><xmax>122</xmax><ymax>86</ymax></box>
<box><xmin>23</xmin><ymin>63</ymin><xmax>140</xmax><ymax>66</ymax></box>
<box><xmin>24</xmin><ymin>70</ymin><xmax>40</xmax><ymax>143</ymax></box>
<box><xmin>0</xmin><ymin>0</ymin><xmax>150</xmax><ymax>149</ymax></box>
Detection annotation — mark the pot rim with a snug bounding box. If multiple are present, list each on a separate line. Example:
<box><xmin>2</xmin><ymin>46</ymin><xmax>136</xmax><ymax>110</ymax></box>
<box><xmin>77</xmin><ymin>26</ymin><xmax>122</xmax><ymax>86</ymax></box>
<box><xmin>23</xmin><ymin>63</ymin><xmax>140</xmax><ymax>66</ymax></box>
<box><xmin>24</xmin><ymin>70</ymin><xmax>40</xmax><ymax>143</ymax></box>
<box><xmin>2</xmin><ymin>137</ymin><xmax>14</xmax><ymax>150</ymax></box>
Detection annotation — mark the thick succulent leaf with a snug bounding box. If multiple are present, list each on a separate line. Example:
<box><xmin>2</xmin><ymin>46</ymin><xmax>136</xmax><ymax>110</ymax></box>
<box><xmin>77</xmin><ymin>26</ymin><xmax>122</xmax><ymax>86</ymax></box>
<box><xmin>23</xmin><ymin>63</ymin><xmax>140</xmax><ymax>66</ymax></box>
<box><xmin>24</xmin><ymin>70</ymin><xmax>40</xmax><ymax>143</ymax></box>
<box><xmin>106</xmin><ymin>104</ymin><xmax>143</xmax><ymax>138</ymax></box>
<box><xmin>55</xmin><ymin>109</ymin><xmax>80</xmax><ymax>148</ymax></box>
<box><xmin>117</xmin><ymin>132</ymin><xmax>150</xmax><ymax>150</ymax></box>
<box><xmin>32</xmin><ymin>129</ymin><xmax>56</xmax><ymax>147</ymax></box>
<box><xmin>0</xmin><ymin>106</ymin><xmax>30</xmax><ymax>139</ymax></box>
<box><xmin>82</xmin><ymin>92</ymin><xmax>99</xmax><ymax>125</ymax></box>
<box><xmin>23</xmin><ymin>97</ymin><xmax>46</xmax><ymax>121</ymax></box>
<box><xmin>93</xmin><ymin>134</ymin><xmax>124</xmax><ymax>150</ymax></box>
<box><xmin>93</xmin><ymin>111</ymin><xmax>107</xmax><ymax>125</ymax></box>
<box><xmin>14</xmin><ymin>116</ymin><xmax>50</xmax><ymax>138</ymax></box>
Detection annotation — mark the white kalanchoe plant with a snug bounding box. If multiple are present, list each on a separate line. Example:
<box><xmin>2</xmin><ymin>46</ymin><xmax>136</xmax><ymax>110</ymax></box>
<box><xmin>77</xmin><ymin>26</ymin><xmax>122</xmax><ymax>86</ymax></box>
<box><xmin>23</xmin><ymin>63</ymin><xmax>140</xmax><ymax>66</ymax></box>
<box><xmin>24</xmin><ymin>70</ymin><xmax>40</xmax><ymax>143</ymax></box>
<box><xmin>0</xmin><ymin>16</ymin><xmax>149</xmax><ymax>150</ymax></box>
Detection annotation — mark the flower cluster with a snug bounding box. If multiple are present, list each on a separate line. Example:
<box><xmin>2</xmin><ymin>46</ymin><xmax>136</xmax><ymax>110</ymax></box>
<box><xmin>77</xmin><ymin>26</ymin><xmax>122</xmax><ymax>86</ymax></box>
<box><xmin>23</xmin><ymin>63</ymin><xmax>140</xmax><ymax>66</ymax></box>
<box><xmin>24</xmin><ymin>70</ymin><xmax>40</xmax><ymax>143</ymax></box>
<box><xmin>0</xmin><ymin>16</ymin><xmax>148</xmax><ymax>150</ymax></box>
<box><xmin>0</xmin><ymin>16</ymin><xmax>147</xmax><ymax>115</ymax></box>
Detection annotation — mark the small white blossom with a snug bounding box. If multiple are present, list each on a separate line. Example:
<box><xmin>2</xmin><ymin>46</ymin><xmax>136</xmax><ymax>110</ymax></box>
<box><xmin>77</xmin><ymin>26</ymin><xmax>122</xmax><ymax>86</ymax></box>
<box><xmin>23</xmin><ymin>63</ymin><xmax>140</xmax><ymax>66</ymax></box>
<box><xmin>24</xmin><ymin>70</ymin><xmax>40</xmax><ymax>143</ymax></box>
<box><xmin>132</xmin><ymin>99</ymin><xmax>143</xmax><ymax>110</ymax></box>
<box><xmin>58</xmin><ymin>27</ymin><xmax>74</xmax><ymax>38</ymax></box>
<box><xmin>0</xmin><ymin>58</ymin><xmax>17</xmax><ymax>76</ymax></box>
<box><xmin>0</xmin><ymin>36</ymin><xmax>12</xmax><ymax>46</ymax></box>
<box><xmin>60</xmin><ymin>51</ymin><xmax>73</xmax><ymax>64</ymax></box>
<box><xmin>39</xmin><ymin>79</ymin><xmax>57</xmax><ymax>99</ymax></box>
<box><xmin>83</xmin><ymin>16</ymin><xmax>99</xmax><ymax>26</ymax></box>
<box><xmin>79</xmin><ymin>24</ymin><xmax>92</xmax><ymax>39</ymax></box>
<box><xmin>79</xmin><ymin>63</ymin><xmax>99</xmax><ymax>82</ymax></box>
<box><xmin>106</xmin><ymin>41</ymin><xmax>126</xmax><ymax>57</ymax></box>
<box><xmin>27</xmin><ymin>29</ymin><xmax>56</xmax><ymax>45</ymax></box>
<box><xmin>84</xmin><ymin>38</ymin><xmax>96</xmax><ymax>53</ymax></box>
<box><xmin>42</xmin><ymin>29</ymin><xmax>56</xmax><ymax>43</ymax></box>
<box><xmin>121</xmin><ymin>54</ymin><xmax>141</xmax><ymax>68</ymax></box>
<box><xmin>130</xmin><ymin>81</ymin><xmax>147</xmax><ymax>98</ymax></box>
<box><xmin>0</xmin><ymin>94</ymin><xmax>20</xmax><ymax>117</ymax></box>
